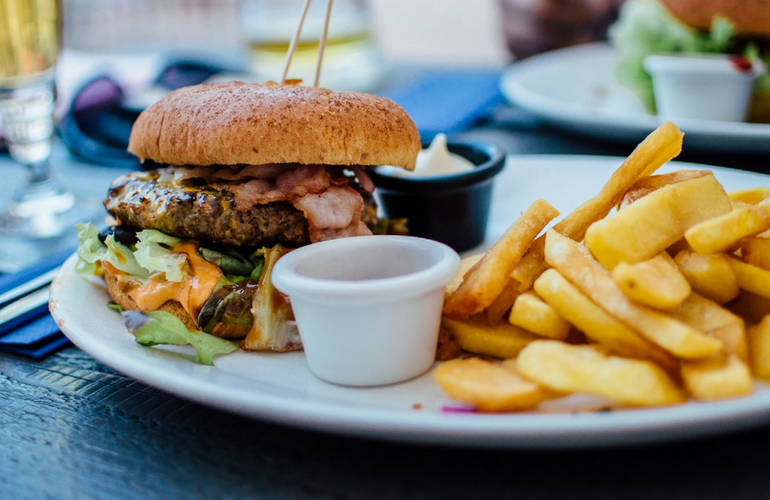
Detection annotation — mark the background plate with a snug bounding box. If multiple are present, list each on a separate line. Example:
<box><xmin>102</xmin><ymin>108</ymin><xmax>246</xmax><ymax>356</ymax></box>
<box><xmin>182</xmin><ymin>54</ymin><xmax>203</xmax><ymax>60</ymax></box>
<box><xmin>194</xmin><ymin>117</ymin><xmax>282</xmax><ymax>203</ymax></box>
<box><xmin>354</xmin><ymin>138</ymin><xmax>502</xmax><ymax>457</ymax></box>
<box><xmin>51</xmin><ymin>155</ymin><xmax>770</xmax><ymax>449</ymax></box>
<box><xmin>500</xmin><ymin>43</ymin><xmax>770</xmax><ymax>154</ymax></box>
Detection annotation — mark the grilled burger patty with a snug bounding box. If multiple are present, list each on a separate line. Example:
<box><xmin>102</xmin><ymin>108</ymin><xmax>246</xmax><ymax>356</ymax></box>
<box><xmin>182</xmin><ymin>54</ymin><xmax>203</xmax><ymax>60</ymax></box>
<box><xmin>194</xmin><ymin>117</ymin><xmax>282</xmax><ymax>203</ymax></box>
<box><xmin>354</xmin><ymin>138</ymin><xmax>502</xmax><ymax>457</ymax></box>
<box><xmin>104</xmin><ymin>170</ymin><xmax>377</xmax><ymax>247</ymax></box>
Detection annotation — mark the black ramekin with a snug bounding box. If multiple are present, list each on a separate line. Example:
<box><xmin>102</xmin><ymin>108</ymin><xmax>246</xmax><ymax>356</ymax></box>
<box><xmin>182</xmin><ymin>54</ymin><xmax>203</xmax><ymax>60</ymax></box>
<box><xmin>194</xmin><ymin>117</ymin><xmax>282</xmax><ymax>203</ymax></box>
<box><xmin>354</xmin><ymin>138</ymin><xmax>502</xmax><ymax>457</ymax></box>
<box><xmin>368</xmin><ymin>141</ymin><xmax>505</xmax><ymax>252</ymax></box>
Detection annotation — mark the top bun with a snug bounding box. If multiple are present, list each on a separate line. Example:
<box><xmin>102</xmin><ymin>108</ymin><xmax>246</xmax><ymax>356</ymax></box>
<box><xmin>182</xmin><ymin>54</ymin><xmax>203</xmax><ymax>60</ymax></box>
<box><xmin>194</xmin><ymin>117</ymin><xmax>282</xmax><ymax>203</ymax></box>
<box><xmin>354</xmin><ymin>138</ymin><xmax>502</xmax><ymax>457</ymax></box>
<box><xmin>128</xmin><ymin>81</ymin><xmax>421</xmax><ymax>170</ymax></box>
<box><xmin>657</xmin><ymin>0</ymin><xmax>770</xmax><ymax>37</ymax></box>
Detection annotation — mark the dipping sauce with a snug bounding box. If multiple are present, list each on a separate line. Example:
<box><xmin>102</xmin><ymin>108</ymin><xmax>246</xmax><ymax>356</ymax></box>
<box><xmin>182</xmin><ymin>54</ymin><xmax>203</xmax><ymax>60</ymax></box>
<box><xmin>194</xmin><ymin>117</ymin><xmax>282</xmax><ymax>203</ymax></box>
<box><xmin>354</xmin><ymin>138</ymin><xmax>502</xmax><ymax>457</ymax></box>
<box><xmin>379</xmin><ymin>134</ymin><xmax>475</xmax><ymax>178</ymax></box>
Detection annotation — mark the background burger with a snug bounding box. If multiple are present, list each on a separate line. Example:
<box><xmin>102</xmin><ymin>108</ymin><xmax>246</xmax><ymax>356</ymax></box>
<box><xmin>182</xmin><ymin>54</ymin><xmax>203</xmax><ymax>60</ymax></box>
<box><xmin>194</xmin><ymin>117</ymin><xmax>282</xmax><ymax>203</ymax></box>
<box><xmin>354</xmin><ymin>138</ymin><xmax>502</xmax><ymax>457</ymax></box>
<box><xmin>76</xmin><ymin>81</ymin><xmax>420</xmax><ymax>353</ymax></box>
<box><xmin>609</xmin><ymin>0</ymin><xmax>770</xmax><ymax>122</ymax></box>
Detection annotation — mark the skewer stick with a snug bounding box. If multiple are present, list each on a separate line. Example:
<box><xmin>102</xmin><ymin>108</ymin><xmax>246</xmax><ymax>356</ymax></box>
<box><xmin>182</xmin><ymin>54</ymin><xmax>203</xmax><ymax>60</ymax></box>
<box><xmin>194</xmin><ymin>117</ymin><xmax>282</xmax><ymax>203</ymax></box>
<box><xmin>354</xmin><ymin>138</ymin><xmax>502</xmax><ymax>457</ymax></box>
<box><xmin>313</xmin><ymin>0</ymin><xmax>334</xmax><ymax>87</ymax></box>
<box><xmin>281</xmin><ymin>0</ymin><xmax>314</xmax><ymax>84</ymax></box>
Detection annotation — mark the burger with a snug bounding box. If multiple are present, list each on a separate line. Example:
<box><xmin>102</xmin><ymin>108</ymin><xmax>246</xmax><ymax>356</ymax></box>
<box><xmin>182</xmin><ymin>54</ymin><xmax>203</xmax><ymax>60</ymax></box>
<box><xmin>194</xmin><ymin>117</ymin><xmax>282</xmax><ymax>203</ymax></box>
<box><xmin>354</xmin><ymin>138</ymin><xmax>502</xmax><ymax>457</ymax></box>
<box><xmin>608</xmin><ymin>0</ymin><xmax>770</xmax><ymax>122</ymax></box>
<box><xmin>76</xmin><ymin>81</ymin><xmax>420</xmax><ymax>353</ymax></box>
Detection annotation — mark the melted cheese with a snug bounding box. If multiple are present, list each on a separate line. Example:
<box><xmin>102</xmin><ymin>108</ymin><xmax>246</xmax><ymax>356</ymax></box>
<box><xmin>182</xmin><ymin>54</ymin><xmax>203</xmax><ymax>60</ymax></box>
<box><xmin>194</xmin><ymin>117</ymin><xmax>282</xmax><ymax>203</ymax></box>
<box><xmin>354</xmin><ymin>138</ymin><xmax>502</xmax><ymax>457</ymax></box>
<box><xmin>126</xmin><ymin>242</ymin><xmax>223</xmax><ymax>322</ymax></box>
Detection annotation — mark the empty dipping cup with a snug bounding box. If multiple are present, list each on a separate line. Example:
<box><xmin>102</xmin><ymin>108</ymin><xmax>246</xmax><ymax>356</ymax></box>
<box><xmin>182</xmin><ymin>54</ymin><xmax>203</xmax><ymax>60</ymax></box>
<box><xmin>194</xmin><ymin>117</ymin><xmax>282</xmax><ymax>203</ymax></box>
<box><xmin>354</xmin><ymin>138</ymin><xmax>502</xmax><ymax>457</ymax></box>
<box><xmin>271</xmin><ymin>235</ymin><xmax>460</xmax><ymax>386</ymax></box>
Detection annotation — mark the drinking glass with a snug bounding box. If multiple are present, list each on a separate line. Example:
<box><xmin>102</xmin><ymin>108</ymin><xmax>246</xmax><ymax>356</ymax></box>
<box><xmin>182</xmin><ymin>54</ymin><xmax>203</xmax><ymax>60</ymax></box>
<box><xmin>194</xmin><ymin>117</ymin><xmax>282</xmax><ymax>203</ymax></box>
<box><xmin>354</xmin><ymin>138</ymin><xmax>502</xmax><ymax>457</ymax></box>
<box><xmin>239</xmin><ymin>0</ymin><xmax>384</xmax><ymax>91</ymax></box>
<box><xmin>0</xmin><ymin>0</ymin><xmax>92</xmax><ymax>241</ymax></box>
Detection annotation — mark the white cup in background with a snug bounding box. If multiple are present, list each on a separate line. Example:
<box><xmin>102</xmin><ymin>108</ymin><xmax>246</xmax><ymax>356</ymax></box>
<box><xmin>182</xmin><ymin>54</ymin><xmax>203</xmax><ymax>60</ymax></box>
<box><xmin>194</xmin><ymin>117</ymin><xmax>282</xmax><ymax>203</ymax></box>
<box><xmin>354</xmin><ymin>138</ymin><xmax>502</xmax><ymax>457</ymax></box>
<box><xmin>644</xmin><ymin>53</ymin><xmax>765</xmax><ymax>122</ymax></box>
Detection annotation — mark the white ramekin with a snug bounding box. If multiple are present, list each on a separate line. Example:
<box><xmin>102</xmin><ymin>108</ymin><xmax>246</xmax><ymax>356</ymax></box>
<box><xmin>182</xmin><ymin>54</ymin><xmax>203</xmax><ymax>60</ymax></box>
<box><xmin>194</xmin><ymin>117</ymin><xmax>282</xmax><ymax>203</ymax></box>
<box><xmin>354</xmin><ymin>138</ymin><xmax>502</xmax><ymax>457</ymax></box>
<box><xmin>644</xmin><ymin>54</ymin><xmax>764</xmax><ymax>122</ymax></box>
<box><xmin>271</xmin><ymin>235</ymin><xmax>460</xmax><ymax>386</ymax></box>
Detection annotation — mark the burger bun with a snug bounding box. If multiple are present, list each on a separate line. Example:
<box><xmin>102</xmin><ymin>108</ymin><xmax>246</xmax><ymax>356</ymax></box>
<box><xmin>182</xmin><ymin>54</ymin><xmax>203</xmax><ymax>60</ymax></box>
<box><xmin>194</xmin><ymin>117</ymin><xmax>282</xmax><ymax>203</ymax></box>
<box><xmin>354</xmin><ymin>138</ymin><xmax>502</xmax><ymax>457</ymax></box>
<box><xmin>657</xmin><ymin>0</ymin><xmax>770</xmax><ymax>37</ymax></box>
<box><xmin>127</xmin><ymin>81</ymin><xmax>422</xmax><ymax>170</ymax></box>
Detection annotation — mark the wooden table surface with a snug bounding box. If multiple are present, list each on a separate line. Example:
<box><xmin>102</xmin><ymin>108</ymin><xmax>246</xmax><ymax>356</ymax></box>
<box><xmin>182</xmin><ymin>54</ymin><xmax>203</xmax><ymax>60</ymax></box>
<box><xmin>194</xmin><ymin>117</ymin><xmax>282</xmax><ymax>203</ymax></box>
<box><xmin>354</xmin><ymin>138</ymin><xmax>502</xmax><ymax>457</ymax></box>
<box><xmin>3</xmin><ymin>99</ymin><xmax>770</xmax><ymax>500</ymax></box>
<box><xmin>5</xmin><ymin>345</ymin><xmax>770</xmax><ymax>499</ymax></box>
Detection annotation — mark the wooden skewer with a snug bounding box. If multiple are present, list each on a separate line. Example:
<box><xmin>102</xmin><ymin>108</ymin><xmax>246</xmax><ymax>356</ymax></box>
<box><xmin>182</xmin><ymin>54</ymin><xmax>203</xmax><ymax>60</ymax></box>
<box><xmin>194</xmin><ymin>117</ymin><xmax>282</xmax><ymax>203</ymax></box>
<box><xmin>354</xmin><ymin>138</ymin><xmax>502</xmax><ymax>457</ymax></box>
<box><xmin>281</xmin><ymin>0</ymin><xmax>314</xmax><ymax>85</ymax></box>
<box><xmin>313</xmin><ymin>0</ymin><xmax>335</xmax><ymax>87</ymax></box>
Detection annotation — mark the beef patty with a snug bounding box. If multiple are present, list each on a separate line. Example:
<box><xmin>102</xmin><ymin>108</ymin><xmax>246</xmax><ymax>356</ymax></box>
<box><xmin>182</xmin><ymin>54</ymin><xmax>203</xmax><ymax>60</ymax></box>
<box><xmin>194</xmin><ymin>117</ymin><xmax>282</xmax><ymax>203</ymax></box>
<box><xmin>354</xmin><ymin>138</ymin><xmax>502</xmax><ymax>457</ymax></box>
<box><xmin>104</xmin><ymin>170</ymin><xmax>377</xmax><ymax>247</ymax></box>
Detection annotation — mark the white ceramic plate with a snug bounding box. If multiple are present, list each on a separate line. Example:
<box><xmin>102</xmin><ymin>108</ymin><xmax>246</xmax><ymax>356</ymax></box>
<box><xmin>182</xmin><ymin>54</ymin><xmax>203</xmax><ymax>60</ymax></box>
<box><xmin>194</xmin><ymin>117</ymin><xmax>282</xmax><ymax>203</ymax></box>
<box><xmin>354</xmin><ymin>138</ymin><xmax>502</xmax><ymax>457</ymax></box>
<box><xmin>51</xmin><ymin>155</ymin><xmax>770</xmax><ymax>449</ymax></box>
<box><xmin>500</xmin><ymin>43</ymin><xmax>770</xmax><ymax>154</ymax></box>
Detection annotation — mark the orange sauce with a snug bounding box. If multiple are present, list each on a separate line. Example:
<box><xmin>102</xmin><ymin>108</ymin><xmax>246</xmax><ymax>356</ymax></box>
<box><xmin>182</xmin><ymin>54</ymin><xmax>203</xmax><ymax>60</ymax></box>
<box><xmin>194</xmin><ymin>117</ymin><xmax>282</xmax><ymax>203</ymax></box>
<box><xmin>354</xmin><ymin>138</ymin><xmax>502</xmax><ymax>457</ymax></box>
<box><xmin>126</xmin><ymin>242</ymin><xmax>223</xmax><ymax>320</ymax></box>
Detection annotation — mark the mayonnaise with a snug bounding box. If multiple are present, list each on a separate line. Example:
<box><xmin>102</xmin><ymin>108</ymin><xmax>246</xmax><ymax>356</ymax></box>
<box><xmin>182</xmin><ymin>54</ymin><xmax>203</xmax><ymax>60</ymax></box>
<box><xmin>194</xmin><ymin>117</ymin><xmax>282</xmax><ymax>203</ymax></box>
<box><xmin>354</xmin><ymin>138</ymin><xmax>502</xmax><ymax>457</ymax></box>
<box><xmin>380</xmin><ymin>133</ymin><xmax>475</xmax><ymax>178</ymax></box>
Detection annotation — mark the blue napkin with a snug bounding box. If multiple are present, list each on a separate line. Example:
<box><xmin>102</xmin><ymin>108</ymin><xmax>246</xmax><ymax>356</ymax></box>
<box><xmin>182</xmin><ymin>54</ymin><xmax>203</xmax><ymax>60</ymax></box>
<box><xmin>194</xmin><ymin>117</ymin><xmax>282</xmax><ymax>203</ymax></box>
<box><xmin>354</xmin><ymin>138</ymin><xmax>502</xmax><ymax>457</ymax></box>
<box><xmin>0</xmin><ymin>315</ymin><xmax>70</xmax><ymax>359</ymax></box>
<box><xmin>0</xmin><ymin>248</ymin><xmax>74</xmax><ymax>358</ymax></box>
<box><xmin>376</xmin><ymin>68</ymin><xmax>504</xmax><ymax>141</ymax></box>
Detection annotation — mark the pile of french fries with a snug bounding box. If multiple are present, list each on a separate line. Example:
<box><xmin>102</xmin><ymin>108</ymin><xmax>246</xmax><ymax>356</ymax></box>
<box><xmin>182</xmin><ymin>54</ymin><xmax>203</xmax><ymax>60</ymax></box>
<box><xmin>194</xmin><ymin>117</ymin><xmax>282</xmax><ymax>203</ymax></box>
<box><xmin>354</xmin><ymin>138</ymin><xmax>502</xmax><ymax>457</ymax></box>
<box><xmin>435</xmin><ymin>122</ymin><xmax>770</xmax><ymax>412</ymax></box>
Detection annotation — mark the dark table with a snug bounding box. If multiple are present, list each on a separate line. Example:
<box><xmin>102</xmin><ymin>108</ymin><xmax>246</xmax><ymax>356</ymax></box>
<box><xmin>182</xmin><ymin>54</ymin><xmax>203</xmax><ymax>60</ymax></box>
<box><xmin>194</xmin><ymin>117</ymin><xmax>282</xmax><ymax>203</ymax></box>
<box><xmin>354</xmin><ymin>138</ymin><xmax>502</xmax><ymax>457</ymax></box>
<box><xmin>3</xmin><ymin>108</ymin><xmax>770</xmax><ymax>500</ymax></box>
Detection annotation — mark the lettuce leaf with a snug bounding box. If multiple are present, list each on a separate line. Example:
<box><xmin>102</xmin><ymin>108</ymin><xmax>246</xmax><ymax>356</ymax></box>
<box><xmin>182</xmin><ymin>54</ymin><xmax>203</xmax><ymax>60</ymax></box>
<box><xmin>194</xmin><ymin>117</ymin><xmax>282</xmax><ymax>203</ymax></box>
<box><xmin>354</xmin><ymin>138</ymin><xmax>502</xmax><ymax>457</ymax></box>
<box><xmin>134</xmin><ymin>229</ymin><xmax>186</xmax><ymax>282</ymax></box>
<box><xmin>75</xmin><ymin>223</ymin><xmax>182</xmax><ymax>280</ymax></box>
<box><xmin>122</xmin><ymin>309</ymin><xmax>237</xmax><ymax>365</ymax></box>
<box><xmin>75</xmin><ymin>222</ymin><xmax>107</xmax><ymax>277</ymax></box>
<box><xmin>103</xmin><ymin>234</ymin><xmax>149</xmax><ymax>277</ymax></box>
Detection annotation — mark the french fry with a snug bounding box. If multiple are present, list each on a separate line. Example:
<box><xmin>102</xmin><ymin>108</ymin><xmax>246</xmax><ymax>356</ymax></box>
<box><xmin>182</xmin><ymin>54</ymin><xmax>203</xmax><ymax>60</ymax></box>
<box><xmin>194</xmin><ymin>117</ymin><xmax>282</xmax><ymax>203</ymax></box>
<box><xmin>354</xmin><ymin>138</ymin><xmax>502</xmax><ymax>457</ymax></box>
<box><xmin>517</xmin><ymin>341</ymin><xmax>686</xmax><ymax>406</ymax></box>
<box><xmin>666</xmin><ymin>238</ymin><xmax>695</xmax><ymax>257</ymax></box>
<box><xmin>509</xmin><ymin>238</ymin><xmax>549</xmax><ymax>293</ymax></box>
<box><xmin>667</xmin><ymin>293</ymin><xmax>748</xmax><ymax>361</ymax></box>
<box><xmin>441</xmin><ymin>316</ymin><xmax>540</xmax><ymax>359</ymax></box>
<box><xmin>443</xmin><ymin>199</ymin><xmax>559</xmax><ymax>318</ymax></box>
<box><xmin>728</xmin><ymin>187</ymin><xmax>770</xmax><ymax>205</ymax></box>
<box><xmin>434</xmin><ymin>357</ymin><xmax>558</xmax><ymax>412</ymax></box>
<box><xmin>728</xmin><ymin>257</ymin><xmax>770</xmax><ymax>298</ymax></box>
<box><xmin>611</xmin><ymin>253</ymin><xmax>691</xmax><ymax>310</ymax></box>
<box><xmin>554</xmin><ymin>121</ymin><xmax>684</xmax><ymax>241</ymax></box>
<box><xmin>445</xmin><ymin>253</ymin><xmax>484</xmax><ymax>300</ymax></box>
<box><xmin>509</xmin><ymin>291</ymin><xmax>571</xmax><ymax>340</ymax></box>
<box><xmin>681</xmin><ymin>355</ymin><xmax>753</xmax><ymax>401</ymax></box>
<box><xmin>435</xmin><ymin>327</ymin><xmax>462</xmax><ymax>361</ymax></box>
<box><xmin>533</xmin><ymin>268</ymin><xmax>678</xmax><ymax>371</ymax></box>
<box><xmin>618</xmin><ymin>170</ymin><xmax>712</xmax><ymax>209</ymax></box>
<box><xmin>727</xmin><ymin>290</ymin><xmax>770</xmax><ymax>326</ymax></box>
<box><xmin>485</xmin><ymin>280</ymin><xmax>520</xmax><ymax>324</ymax></box>
<box><xmin>685</xmin><ymin>199</ymin><xmax>770</xmax><ymax>255</ymax></box>
<box><xmin>673</xmin><ymin>251</ymin><xmax>739</xmax><ymax>305</ymax></box>
<box><xmin>544</xmin><ymin>230</ymin><xmax>723</xmax><ymax>359</ymax></box>
<box><xmin>748</xmin><ymin>315</ymin><xmax>770</xmax><ymax>378</ymax></box>
<box><xmin>585</xmin><ymin>174</ymin><xmax>732</xmax><ymax>269</ymax></box>
<box><xmin>508</xmin><ymin>121</ymin><xmax>685</xmax><ymax>292</ymax></box>
<box><xmin>741</xmin><ymin>237</ymin><xmax>770</xmax><ymax>270</ymax></box>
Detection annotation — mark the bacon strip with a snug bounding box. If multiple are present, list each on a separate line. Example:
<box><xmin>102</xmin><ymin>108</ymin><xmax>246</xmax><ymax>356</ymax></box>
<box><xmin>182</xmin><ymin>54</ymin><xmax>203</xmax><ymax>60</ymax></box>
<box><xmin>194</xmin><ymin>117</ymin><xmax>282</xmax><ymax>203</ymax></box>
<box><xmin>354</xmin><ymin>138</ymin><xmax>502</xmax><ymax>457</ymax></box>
<box><xmin>213</xmin><ymin>164</ymin><xmax>292</xmax><ymax>182</ymax></box>
<box><xmin>231</xmin><ymin>179</ymin><xmax>272</xmax><ymax>209</ymax></box>
<box><xmin>276</xmin><ymin>165</ymin><xmax>330</xmax><ymax>196</ymax></box>
<box><xmin>229</xmin><ymin>165</ymin><xmax>333</xmax><ymax>212</ymax></box>
<box><xmin>293</xmin><ymin>186</ymin><xmax>372</xmax><ymax>242</ymax></box>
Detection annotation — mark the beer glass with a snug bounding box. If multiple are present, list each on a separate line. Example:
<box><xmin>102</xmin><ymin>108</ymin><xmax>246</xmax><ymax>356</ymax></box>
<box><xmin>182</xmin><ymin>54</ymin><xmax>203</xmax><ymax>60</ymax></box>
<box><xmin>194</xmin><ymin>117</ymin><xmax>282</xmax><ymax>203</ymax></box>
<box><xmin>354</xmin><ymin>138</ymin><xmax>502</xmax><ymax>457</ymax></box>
<box><xmin>0</xmin><ymin>0</ymin><xmax>91</xmax><ymax>240</ymax></box>
<box><xmin>239</xmin><ymin>0</ymin><xmax>383</xmax><ymax>91</ymax></box>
